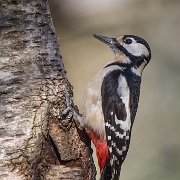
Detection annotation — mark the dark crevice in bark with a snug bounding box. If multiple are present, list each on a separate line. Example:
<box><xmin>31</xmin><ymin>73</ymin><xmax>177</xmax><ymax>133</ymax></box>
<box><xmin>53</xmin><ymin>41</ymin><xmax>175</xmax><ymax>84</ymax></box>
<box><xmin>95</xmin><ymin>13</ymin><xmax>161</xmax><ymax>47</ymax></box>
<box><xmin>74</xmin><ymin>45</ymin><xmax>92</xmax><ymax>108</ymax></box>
<box><xmin>48</xmin><ymin>135</ymin><xmax>61</xmax><ymax>163</ymax></box>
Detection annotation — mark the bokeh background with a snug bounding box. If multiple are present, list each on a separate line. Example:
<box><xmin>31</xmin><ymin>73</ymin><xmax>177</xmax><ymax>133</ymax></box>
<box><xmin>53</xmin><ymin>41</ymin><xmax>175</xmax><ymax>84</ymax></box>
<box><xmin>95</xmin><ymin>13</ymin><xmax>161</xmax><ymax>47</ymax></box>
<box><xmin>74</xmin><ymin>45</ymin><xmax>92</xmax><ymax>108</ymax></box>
<box><xmin>49</xmin><ymin>0</ymin><xmax>180</xmax><ymax>179</ymax></box>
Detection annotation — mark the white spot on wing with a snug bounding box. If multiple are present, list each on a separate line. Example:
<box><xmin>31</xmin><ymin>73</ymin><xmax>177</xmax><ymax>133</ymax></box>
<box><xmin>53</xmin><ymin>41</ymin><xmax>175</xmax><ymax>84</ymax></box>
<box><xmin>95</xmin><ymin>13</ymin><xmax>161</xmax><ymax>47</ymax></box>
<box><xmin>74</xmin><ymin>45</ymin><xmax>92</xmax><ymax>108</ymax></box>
<box><xmin>122</xmin><ymin>146</ymin><xmax>126</xmax><ymax>151</ymax></box>
<box><xmin>117</xmin><ymin>149</ymin><xmax>123</xmax><ymax>155</ymax></box>
<box><xmin>112</xmin><ymin>142</ymin><xmax>123</xmax><ymax>155</ymax></box>
<box><xmin>105</xmin><ymin>122</ymin><xmax>116</xmax><ymax>132</ymax></box>
<box><xmin>109</xmin><ymin>146</ymin><xmax>112</xmax><ymax>153</ymax></box>
<box><xmin>110</xmin><ymin>158</ymin><xmax>113</xmax><ymax>166</ymax></box>
<box><xmin>111</xmin><ymin>126</ymin><xmax>115</xmax><ymax>131</ymax></box>
<box><xmin>115</xmin><ymin>131</ymin><xmax>127</xmax><ymax>139</ymax></box>
<box><xmin>115</xmin><ymin>114</ymin><xmax>130</xmax><ymax>131</ymax></box>
<box><xmin>113</xmin><ymin>154</ymin><xmax>117</xmax><ymax>161</ymax></box>
<box><xmin>115</xmin><ymin>131</ymin><xmax>123</xmax><ymax>139</ymax></box>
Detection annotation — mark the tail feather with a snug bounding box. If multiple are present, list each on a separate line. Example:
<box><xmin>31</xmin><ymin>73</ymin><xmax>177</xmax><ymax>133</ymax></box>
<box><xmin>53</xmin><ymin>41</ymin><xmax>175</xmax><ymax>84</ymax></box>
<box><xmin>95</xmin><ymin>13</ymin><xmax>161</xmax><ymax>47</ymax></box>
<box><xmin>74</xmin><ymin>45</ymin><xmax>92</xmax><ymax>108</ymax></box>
<box><xmin>100</xmin><ymin>162</ymin><xmax>112</xmax><ymax>180</ymax></box>
<box><xmin>100</xmin><ymin>161</ymin><xmax>121</xmax><ymax>180</ymax></box>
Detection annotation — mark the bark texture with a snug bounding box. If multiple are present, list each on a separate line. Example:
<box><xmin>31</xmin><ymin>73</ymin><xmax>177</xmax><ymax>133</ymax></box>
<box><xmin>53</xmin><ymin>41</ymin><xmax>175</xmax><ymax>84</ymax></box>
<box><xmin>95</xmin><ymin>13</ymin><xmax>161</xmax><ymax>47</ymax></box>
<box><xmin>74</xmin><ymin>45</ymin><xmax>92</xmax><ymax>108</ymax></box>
<box><xmin>0</xmin><ymin>0</ymin><xmax>96</xmax><ymax>179</ymax></box>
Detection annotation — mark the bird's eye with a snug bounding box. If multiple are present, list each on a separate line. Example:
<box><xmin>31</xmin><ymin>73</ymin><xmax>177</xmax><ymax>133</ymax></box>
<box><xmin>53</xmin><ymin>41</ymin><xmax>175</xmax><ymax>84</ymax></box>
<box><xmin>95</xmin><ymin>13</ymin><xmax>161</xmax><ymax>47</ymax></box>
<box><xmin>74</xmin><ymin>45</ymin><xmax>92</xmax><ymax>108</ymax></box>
<box><xmin>124</xmin><ymin>38</ymin><xmax>132</xmax><ymax>44</ymax></box>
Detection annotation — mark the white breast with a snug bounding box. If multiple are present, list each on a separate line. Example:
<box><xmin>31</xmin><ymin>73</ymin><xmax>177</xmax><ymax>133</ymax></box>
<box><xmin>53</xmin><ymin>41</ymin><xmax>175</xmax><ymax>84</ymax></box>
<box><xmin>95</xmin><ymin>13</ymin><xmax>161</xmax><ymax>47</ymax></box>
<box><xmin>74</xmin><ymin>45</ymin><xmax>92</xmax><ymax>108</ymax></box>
<box><xmin>82</xmin><ymin>65</ymin><xmax>124</xmax><ymax>140</ymax></box>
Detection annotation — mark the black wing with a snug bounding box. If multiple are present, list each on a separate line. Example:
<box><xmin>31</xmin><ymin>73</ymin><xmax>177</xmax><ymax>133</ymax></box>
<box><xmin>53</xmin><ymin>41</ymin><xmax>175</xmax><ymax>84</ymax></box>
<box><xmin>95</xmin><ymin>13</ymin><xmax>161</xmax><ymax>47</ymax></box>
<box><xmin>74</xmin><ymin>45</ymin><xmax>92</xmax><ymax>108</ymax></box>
<box><xmin>101</xmin><ymin>69</ymin><xmax>131</xmax><ymax>179</ymax></box>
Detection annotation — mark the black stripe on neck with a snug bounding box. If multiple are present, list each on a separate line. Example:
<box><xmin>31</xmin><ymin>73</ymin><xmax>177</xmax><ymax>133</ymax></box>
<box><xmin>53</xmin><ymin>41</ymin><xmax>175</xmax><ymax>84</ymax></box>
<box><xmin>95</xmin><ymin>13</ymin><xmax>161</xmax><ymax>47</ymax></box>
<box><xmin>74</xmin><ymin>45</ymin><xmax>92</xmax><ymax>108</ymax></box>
<box><xmin>116</xmin><ymin>44</ymin><xmax>148</xmax><ymax>68</ymax></box>
<box><xmin>103</xmin><ymin>62</ymin><xmax>132</xmax><ymax>69</ymax></box>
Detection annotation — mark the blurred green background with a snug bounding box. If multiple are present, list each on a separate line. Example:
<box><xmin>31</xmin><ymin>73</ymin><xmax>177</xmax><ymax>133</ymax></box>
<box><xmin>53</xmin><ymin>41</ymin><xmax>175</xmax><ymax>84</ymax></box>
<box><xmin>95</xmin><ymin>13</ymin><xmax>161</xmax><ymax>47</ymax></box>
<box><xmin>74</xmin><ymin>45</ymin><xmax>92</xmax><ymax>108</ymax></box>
<box><xmin>49</xmin><ymin>0</ymin><xmax>180</xmax><ymax>179</ymax></box>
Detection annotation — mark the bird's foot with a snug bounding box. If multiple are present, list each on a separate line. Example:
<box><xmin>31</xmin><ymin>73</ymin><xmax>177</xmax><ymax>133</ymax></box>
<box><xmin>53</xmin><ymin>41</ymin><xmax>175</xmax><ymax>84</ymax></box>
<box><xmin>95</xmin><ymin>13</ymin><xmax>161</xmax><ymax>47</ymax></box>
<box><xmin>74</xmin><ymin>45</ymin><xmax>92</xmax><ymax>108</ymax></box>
<box><xmin>58</xmin><ymin>90</ymin><xmax>83</xmax><ymax>130</ymax></box>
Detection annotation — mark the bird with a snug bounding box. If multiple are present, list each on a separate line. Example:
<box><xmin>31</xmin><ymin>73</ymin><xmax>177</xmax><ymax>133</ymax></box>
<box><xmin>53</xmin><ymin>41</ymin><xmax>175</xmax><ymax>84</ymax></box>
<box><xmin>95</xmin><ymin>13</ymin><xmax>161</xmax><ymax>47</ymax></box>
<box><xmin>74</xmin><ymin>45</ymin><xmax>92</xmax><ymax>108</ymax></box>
<box><xmin>82</xmin><ymin>34</ymin><xmax>151</xmax><ymax>180</ymax></box>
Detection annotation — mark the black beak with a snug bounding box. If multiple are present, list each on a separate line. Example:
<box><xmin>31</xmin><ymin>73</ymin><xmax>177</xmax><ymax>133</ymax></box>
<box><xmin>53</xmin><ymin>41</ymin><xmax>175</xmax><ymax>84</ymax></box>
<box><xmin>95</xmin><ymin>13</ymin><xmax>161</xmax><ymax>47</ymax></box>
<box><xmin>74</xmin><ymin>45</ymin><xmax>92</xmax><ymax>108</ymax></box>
<box><xmin>93</xmin><ymin>34</ymin><xmax>117</xmax><ymax>46</ymax></box>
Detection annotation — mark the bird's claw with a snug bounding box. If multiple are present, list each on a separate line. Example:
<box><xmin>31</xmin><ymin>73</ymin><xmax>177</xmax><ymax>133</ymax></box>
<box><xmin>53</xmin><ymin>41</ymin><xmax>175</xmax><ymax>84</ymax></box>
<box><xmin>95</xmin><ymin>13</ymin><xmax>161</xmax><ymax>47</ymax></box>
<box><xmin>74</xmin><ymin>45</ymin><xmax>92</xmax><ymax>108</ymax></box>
<box><xmin>58</xmin><ymin>90</ymin><xmax>84</xmax><ymax>130</ymax></box>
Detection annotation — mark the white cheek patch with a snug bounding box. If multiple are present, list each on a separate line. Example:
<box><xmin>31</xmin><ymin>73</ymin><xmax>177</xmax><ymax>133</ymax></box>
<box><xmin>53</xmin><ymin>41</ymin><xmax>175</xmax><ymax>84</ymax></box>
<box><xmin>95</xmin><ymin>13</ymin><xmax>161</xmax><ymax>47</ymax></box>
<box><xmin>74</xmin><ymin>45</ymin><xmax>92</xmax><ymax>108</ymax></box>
<box><xmin>123</xmin><ymin>42</ymin><xmax>149</xmax><ymax>57</ymax></box>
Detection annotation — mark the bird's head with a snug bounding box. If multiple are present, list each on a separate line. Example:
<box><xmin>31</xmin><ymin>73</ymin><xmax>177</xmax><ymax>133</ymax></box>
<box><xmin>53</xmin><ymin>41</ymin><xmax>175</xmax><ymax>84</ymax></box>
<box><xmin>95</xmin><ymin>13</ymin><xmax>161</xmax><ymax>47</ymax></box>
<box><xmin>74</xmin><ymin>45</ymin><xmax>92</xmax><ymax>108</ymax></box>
<box><xmin>93</xmin><ymin>34</ymin><xmax>151</xmax><ymax>73</ymax></box>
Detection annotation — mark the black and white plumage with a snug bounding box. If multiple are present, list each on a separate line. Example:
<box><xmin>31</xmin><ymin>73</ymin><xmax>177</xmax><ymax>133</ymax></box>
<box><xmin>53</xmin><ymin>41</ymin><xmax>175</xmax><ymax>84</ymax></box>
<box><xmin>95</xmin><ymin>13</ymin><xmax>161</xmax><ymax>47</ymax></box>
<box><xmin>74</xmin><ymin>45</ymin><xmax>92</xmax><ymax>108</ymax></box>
<box><xmin>101</xmin><ymin>65</ymin><xmax>141</xmax><ymax>180</ymax></box>
<box><xmin>82</xmin><ymin>34</ymin><xmax>151</xmax><ymax>180</ymax></box>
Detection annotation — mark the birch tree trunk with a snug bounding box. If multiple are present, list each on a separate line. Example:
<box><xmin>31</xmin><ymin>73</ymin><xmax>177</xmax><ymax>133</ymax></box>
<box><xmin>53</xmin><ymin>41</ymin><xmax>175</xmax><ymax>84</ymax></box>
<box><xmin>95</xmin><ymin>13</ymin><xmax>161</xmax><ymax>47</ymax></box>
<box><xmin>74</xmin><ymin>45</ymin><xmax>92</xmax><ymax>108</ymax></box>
<box><xmin>0</xmin><ymin>0</ymin><xmax>96</xmax><ymax>179</ymax></box>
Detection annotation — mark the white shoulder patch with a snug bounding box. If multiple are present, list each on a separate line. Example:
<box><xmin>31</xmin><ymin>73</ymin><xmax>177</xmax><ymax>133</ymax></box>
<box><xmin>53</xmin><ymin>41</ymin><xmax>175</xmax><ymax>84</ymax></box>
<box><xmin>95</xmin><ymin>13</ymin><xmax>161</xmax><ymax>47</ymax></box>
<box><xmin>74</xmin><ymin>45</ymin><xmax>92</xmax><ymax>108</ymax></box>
<box><xmin>116</xmin><ymin>75</ymin><xmax>131</xmax><ymax>131</ymax></box>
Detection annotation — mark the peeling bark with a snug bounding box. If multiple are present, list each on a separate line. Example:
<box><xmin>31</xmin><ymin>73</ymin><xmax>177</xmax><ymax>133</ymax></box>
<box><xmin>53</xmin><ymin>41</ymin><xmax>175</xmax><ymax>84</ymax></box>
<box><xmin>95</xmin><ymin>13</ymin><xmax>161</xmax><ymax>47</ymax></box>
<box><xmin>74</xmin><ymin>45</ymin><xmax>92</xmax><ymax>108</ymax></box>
<box><xmin>0</xmin><ymin>0</ymin><xmax>96</xmax><ymax>179</ymax></box>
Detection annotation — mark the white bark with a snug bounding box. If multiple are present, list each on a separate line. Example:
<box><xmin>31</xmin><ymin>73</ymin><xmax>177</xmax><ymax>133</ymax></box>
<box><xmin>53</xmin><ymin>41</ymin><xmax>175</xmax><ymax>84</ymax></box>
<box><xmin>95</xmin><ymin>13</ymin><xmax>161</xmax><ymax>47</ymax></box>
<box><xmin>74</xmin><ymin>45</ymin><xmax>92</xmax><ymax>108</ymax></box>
<box><xmin>0</xmin><ymin>0</ymin><xmax>95</xmax><ymax>179</ymax></box>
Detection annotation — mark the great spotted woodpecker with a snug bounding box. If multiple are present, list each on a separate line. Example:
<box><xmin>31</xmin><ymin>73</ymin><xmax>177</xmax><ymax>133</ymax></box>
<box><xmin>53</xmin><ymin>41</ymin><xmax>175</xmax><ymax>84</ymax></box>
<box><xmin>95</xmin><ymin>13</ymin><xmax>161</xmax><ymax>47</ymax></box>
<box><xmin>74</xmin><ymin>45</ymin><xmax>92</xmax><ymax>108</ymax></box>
<box><xmin>82</xmin><ymin>34</ymin><xmax>151</xmax><ymax>180</ymax></box>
